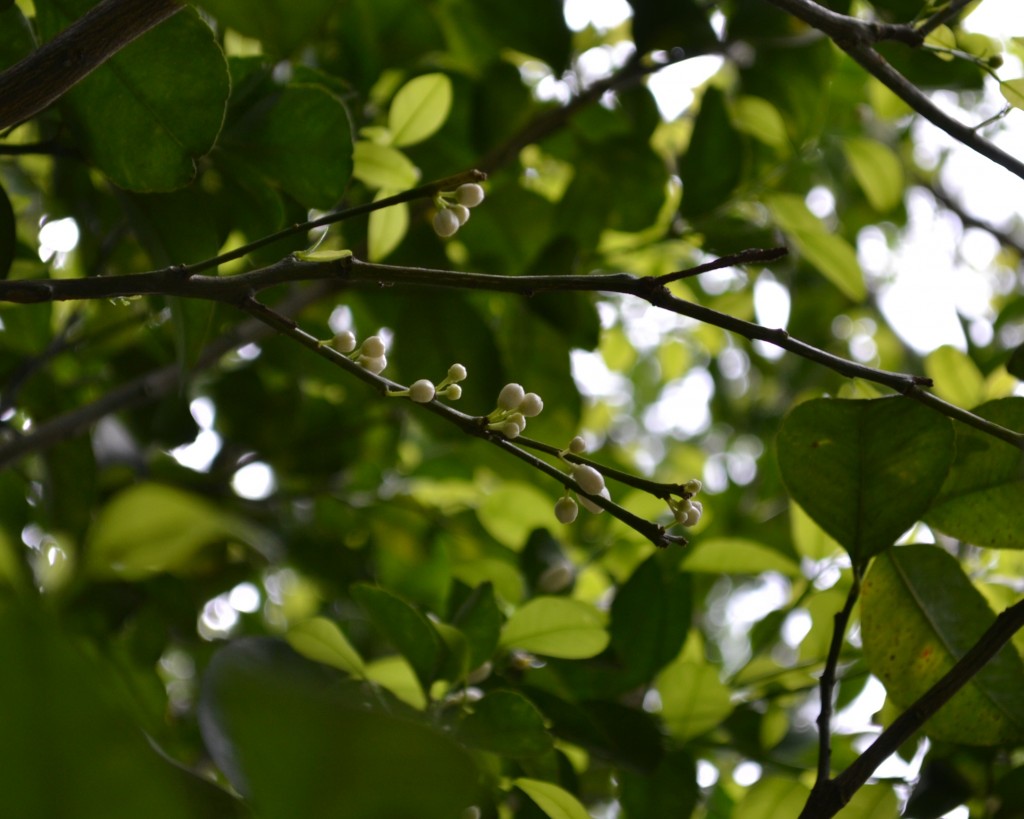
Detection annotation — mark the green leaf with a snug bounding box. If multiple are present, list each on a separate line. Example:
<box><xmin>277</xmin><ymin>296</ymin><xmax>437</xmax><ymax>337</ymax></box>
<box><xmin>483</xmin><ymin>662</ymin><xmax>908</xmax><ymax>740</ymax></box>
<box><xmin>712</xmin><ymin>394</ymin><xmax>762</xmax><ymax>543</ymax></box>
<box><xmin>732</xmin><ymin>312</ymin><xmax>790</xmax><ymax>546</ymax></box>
<box><xmin>457</xmin><ymin>689</ymin><xmax>553</xmax><ymax>757</ymax></box>
<box><xmin>777</xmin><ymin>397</ymin><xmax>955</xmax><ymax>566</ymax></box>
<box><xmin>734</xmin><ymin>777</ymin><xmax>811</xmax><ymax>819</ymax></box>
<box><xmin>514</xmin><ymin>778</ymin><xmax>590</xmax><ymax>819</ymax></box>
<box><xmin>35</xmin><ymin>3</ymin><xmax>228</xmax><ymax>191</ymax></box>
<box><xmin>731</xmin><ymin>95</ymin><xmax>790</xmax><ymax>153</ymax></box>
<box><xmin>657</xmin><ymin>658</ymin><xmax>734</xmax><ymax>741</ymax></box>
<box><xmin>842</xmin><ymin>137</ymin><xmax>904</xmax><ymax>212</ymax></box>
<box><xmin>293</xmin><ymin>248</ymin><xmax>353</xmax><ymax>262</ymax></box>
<box><xmin>1000</xmin><ymin>78</ymin><xmax>1024</xmax><ymax>110</ymax></box>
<box><xmin>925</xmin><ymin>398</ymin><xmax>1024</xmax><ymax>549</ymax></box>
<box><xmin>835</xmin><ymin>784</ymin><xmax>899</xmax><ymax>819</ymax></box>
<box><xmin>198</xmin><ymin>638</ymin><xmax>481</xmax><ymax>818</ymax></box>
<box><xmin>679</xmin><ymin>88</ymin><xmax>744</xmax><ymax>219</ymax></box>
<box><xmin>0</xmin><ymin>5</ymin><xmax>34</xmax><ymax>71</ymax></box>
<box><xmin>477</xmin><ymin>482</ymin><xmax>555</xmax><ymax>550</ymax></box>
<box><xmin>286</xmin><ymin>617</ymin><xmax>366</xmax><ymax>678</ymax></box>
<box><xmin>627</xmin><ymin>0</ymin><xmax>718</xmax><ymax>55</ymax></box>
<box><xmin>188</xmin><ymin>0</ymin><xmax>336</xmax><ymax>55</ymax></box>
<box><xmin>0</xmin><ymin>182</ymin><xmax>13</xmax><ymax>279</ymax></box>
<box><xmin>451</xmin><ymin>582</ymin><xmax>504</xmax><ymax>670</ymax></box>
<box><xmin>679</xmin><ymin>537</ymin><xmax>801</xmax><ymax>575</ymax></box>
<box><xmin>0</xmin><ymin>602</ymin><xmax>243</xmax><ymax>819</ymax></box>
<box><xmin>351</xmin><ymin>583</ymin><xmax>442</xmax><ymax>690</ymax></box>
<box><xmin>861</xmin><ymin>545</ymin><xmax>1024</xmax><ymax>744</ymax></box>
<box><xmin>924</xmin><ymin>344</ymin><xmax>986</xmax><ymax>409</ymax></box>
<box><xmin>620</xmin><ymin>751</ymin><xmax>699</xmax><ymax>819</ymax></box>
<box><xmin>368</xmin><ymin>191</ymin><xmax>409</xmax><ymax>261</ymax></box>
<box><xmin>791</xmin><ymin>500</ymin><xmax>843</xmax><ymax>560</ymax></box>
<box><xmin>221</xmin><ymin>83</ymin><xmax>353</xmax><ymax>209</ymax></box>
<box><xmin>500</xmin><ymin>596</ymin><xmax>609</xmax><ymax>659</ymax></box>
<box><xmin>766</xmin><ymin>192</ymin><xmax>866</xmax><ymax>300</ymax></box>
<box><xmin>84</xmin><ymin>483</ymin><xmax>260</xmax><ymax>580</ymax></box>
<box><xmin>1008</xmin><ymin>344</ymin><xmax>1024</xmax><ymax>380</ymax></box>
<box><xmin>388</xmin><ymin>73</ymin><xmax>452</xmax><ymax>147</ymax></box>
<box><xmin>352</xmin><ymin>141</ymin><xmax>421</xmax><ymax>189</ymax></box>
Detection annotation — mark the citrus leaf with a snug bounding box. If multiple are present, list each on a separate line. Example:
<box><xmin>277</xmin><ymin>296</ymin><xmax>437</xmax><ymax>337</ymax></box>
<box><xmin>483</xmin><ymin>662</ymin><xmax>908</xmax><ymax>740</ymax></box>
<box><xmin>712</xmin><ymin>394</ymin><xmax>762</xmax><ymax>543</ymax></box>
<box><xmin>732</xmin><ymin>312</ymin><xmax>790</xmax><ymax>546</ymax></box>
<box><xmin>368</xmin><ymin>190</ymin><xmax>408</xmax><ymax>261</ymax></box>
<box><xmin>734</xmin><ymin>778</ymin><xmax>812</xmax><ymax>819</ymax></box>
<box><xmin>925</xmin><ymin>397</ymin><xmax>1024</xmax><ymax>549</ymax></box>
<box><xmin>679</xmin><ymin>537</ymin><xmax>801</xmax><ymax>575</ymax></box>
<box><xmin>500</xmin><ymin>596</ymin><xmax>609</xmax><ymax>659</ymax></box>
<box><xmin>352</xmin><ymin>141</ymin><xmax>421</xmax><ymax>190</ymax></box>
<box><xmin>924</xmin><ymin>344</ymin><xmax>986</xmax><ymax>409</ymax></box>
<box><xmin>185</xmin><ymin>0</ymin><xmax>335</xmax><ymax>55</ymax></box>
<box><xmin>842</xmin><ymin>137</ymin><xmax>904</xmax><ymax>212</ymax></box>
<box><xmin>657</xmin><ymin>659</ymin><xmax>733</xmax><ymax>741</ymax></box>
<box><xmin>679</xmin><ymin>87</ymin><xmax>743</xmax><ymax>218</ymax></box>
<box><xmin>0</xmin><ymin>182</ymin><xmax>13</xmax><ymax>279</ymax></box>
<box><xmin>1001</xmin><ymin>78</ymin><xmax>1024</xmax><ymax>110</ymax></box>
<box><xmin>731</xmin><ymin>95</ymin><xmax>790</xmax><ymax>153</ymax></box>
<box><xmin>457</xmin><ymin>690</ymin><xmax>553</xmax><ymax>757</ymax></box>
<box><xmin>778</xmin><ymin>397</ymin><xmax>954</xmax><ymax>567</ymax></box>
<box><xmin>286</xmin><ymin>617</ymin><xmax>366</xmax><ymax>678</ymax></box>
<box><xmin>514</xmin><ymin>778</ymin><xmax>590</xmax><ymax>819</ymax></box>
<box><xmin>388</xmin><ymin>73</ymin><xmax>452</xmax><ymax>147</ymax></box>
<box><xmin>861</xmin><ymin>545</ymin><xmax>1024</xmax><ymax>744</ymax></box>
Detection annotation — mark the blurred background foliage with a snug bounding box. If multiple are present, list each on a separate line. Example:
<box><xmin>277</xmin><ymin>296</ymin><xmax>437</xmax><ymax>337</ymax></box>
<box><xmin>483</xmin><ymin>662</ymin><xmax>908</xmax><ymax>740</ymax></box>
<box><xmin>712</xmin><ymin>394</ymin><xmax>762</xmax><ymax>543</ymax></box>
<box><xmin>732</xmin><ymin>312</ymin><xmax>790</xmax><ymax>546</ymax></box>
<box><xmin>1</xmin><ymin>0</ymin><xmax>1023</xmax><ymax>816</ymax></box>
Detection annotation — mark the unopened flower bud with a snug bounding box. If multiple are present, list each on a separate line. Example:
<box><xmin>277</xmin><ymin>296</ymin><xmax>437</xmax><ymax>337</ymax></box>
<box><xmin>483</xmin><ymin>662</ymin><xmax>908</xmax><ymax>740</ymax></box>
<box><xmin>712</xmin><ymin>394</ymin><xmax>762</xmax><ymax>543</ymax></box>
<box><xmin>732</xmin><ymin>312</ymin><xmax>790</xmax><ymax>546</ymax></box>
<box><xmin>433</xmin><ymin>208</ymin><xmax>460</xmax><ymax>237</ymax></box>
<box><xmin>578</xmin><ymin>486</ymin><xmax>610</xmax><ymax>514</ymax></box>
<box><xmin>333</xmin><ymin>330</ymin><xmax>357</xmax><ymax>353</ymax></box>
<box><xmin>519</xmin><ymin>392</ymin><xmax>544</xmax><ymax>417</ymax></box>
<box><xmin>448</xmin><ymin>363</ymin><xmax>467</xmax><ymax>382</ymax></box>
<box><xmin>442</xmin><ymin>384</ymin><xmax>462</xmax><ymax>400</ymax></box>
<box><xmin>572</xmin><ymin>463</ymin><xmax>605</xmax><ymax>495</ymax></box>
<box><xmin>508</xmin><ymin>412</ymin><xmax>527</xmax><ymax>432</ymax></box>
<box><xmin>361</xmin><ymin>335</ymin><xmax>386</xmax><ymax>358</ymax></box>
<box><xmin>554</xmin><ymin>496</ymin><xmax>579</xmax><ymax>524</ymax></box>
<box><xmin>451</xmin><ymin>204</ymin><xmax>471</xmax><ymax>225</ymax></box>
<box><xmin>409</xmin><ymin>379</ymin><xmax>435</xmax><ymax>403</ymax></box>
<box><xmin>456</xmin><ymin>183</ymin><xmax>485</xmax><ymax>207</ymax></box>
<box><xmin>498</xmin><ymin>383</ymin><xmax>525</xmax><ymax>410</ymax></box>
<box><xmin>569</xmin><ymin>436</ymin><xmax>587</xmax><ymax>454</ymax></box>
<box><xmin>359</xmin><ymin>354</ymin><xmax>387</xmax><ymax>374</ymax></box>
<box><xmin>497</xmin><ymin>420</ymin><xmax>521</xmax><ymax>439</ymax></box>
<box><xmin>684</xmin><ymin>478</ymin><xmax>702</xmax><ymax>496</ymax></box>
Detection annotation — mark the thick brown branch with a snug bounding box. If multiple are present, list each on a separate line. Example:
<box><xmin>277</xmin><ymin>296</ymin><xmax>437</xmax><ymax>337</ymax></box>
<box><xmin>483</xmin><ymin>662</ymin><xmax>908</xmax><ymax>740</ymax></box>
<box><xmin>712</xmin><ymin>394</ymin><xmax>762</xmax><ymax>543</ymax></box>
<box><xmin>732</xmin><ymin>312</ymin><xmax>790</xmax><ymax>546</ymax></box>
<box><xmin>0</xmin><ymin>0</ymin><xmax>183</xmax><ymax>131</ymax></box>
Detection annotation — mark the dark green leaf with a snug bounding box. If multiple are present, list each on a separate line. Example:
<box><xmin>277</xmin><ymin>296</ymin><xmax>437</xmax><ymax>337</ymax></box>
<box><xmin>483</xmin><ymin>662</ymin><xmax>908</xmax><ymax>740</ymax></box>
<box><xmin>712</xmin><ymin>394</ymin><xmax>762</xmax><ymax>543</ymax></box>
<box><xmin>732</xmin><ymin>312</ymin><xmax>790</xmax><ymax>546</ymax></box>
<box><xmin>451</xmin><ymin>581</ymin><xmax>504</xmax><ymax>670</ymax></box>
<box><xmin>778</xmin><ymin>397</ymin><xmax>955</xmax><ymax>566</ymax></box>
<box><xmin>190</xmin><ymin>0</ymin><xmax>336</xmax><ymax>55</ymax></box>
<box><xmin>861</xmin><ymin>545</ymin><xmax>1024</xmax><ymax>745</ymax></box>
<box><xmin>351</xmin><ymin>582</ymin><xmax>443</xmax><ymax>690</ymax></box>
<box><xmin>925</xmin><ymin>398</ymin><xmax>1024</xmax><ymax>549</ymax></box>
<box><xmin>0</xmin><ymin>5</ymin><xmax>34</xmax><ymax>70</ymax></box>
<box><xmin>1007</xmin><ymin>344</ymin><xmax>1024</xmax><ymax>380</ymax></box>
<box><xmin>679</xmin><ymin>88</ymin><xmax>744</xmax><ymax>219</ymax></box>
<box><xmin>35</xmin><ymin>3</ymin><xmax>229</xmax><ymax>191</ymax></box>
<box><xmin>627</xmin><ymin>0</ymin><xmax>719</xmax><ymax>55</ymax></box>
<box><xmin>0</xmin><ymin>182</ymin><xmax>13</xmax><ymax>279</ymax></box>
<box><xmin>457</xmin><ymin>689</ymin><xmax>553</xmax><ymax>757</ymax></box>
<box><xmin>619</xmin><ymin>751</ymin><xmax>699</xmax><ymax>819</ymax></box>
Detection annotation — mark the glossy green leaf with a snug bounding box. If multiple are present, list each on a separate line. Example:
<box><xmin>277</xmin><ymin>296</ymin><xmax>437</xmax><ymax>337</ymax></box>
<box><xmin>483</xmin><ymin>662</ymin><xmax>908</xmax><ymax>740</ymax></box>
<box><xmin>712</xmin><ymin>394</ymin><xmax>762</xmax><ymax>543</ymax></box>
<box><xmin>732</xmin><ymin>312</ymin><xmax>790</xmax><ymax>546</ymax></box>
<box><xmin>767</xmin><ymin>193</ymin><xmax>866</xmax><ymax>300</ymax></box>
<box><xmin>286</xmin><ymin>617</ymin><xmax>366</xmax><ymax>678</ymax></box>
<box><xmin>843</xmin><ymin>137</ymin><xmax>904</xmax><ymax>212</ymax></box>
<box><xmin>0</xmin><ymin>182</ymin><xmax>12</xmax><ymax>279</ymax></box>
<box><xmin>514</xmin><ymin>778</ymin><xmax>590</xmax><ymax>819</ymax></box>
<box><xmin>35</xmin><ymin>3</ymin><xmax>228</xmax><ymax>191</ymax></box>
<box><xmin>363</xmin><ymin>656</ymin><xmax>426</xmax><ymax>710</ymax></box>
<box><xmin>734</xmin><ymin>777</ymin><xmax>811</xmax><ymax>819</ymax></box>
<box><xmin>778</xmin><ymin>397</ymin><xmax>955</xmax><ymax>566</ymax></box>
<box><xmin>500</xmin><ymin>596</ymin><xmax>609</xmax><ymax>659</ymax></box>
<box><xmin>0</xmin><ymin>602</ymin><xmax>243</xmax><ymax>819</ymax></box>
<box><xmin>451</xmin><ymin>582</ymin><xmax>504</xmax><ymax>670</ymax></box>
<box><xmin>1001</xmin><ymin>78</ymin><xmax>1024</xmax><ymax>111</ymax></box>
<box><xmin>924</xmin><ymin>344</ymin><xmax>986</xmax><ymax>409</ymax></box>
<box><xmin>477</xmin><ymin>482</ymin><xmax>555</xmax><ymax>550</ymax></box>
<box><xmin>457</xmin><ymin>689</ymin><xmax>553</xmax><ymax>757</ymax></box>
<box><xmin>731</xmin><ymin>95</ymin><xmax>790</xmax><ymax>153</ymax></box>
<box><xmin>351</xmin><ymin>583</ymin><xmax>442</xmax><ymax>689</ymax></box>
<box><xmin>925</xmin><ymin>398</ymin><xmax>1024</xmax><ymax>549</ymax></box>
<box><xmin>352</xmin><ymin>141</ymin><xmax>421</xmax><ymax>189</ymax></box>
<box><xmin>198</xmin><ymin>639</ymin><xmax>481</xmax><ymax>818</ymax></box>
<box><xmin>188</xmin><ymin>0</ymin><xmax>336</xmax><ymax>55</ymax></box>
<box><xmin>679</xmin><ymin>537</ymin><xmax>801</xmax><ymax>575</ymax></box>
<box><xmin>835</xmin><ymin>783</ymin><xmax>899</xmax><ymax>819</ymax></box>
<box><xmin>84</xmin><ymin>483</ymin><xmax>260</xmax><ymax>580</ymax></box>
<box><xmin>388</xmin><ymin>73</ymin><xmax>452</xmax><ymax>147</ymax></box>
<box><xmin>368</xmin><ymin>191</ymin><xmax>409</xmax><ymax>261</ymax></box>
<box><xmin>791</xmin><ymin>499</ymin><xmax>843</xmax><ymax>560</ymax></box>
<box><xmin>680</xmin><ymin>88</ymin><xmax>744</xmax><ymax>218</ymax></box>
<box><xmin>657</xmin><ymin>659</ymin><xmax>734</xmax><ymax>741</ymax></box>
<box><xmin>861</xmin><ymin>545</ymin><xmax>1024</xmax><ymax>744</ymax></box>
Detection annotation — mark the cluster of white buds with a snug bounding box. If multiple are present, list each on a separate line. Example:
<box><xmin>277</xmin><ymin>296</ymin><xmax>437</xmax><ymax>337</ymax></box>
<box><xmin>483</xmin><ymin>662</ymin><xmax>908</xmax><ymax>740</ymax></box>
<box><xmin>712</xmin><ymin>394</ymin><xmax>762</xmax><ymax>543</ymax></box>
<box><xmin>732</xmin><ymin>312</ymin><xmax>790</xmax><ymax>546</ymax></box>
<box><xmin>669</xmin><ymin>478</ymin><xmax>704</xmax><ymax>528</ymax></box>
<box><xmin>387</xmin><ymin>362</ymin><xmax>467</xmax><ymax>403</ymax></box>
<box><xmin>432</xmin><ymin>183</ymin><xmax>486</xmax><ymax>238</ymax></box>
<box><xmin>553</xmin><ymin>436</ymin><xmax>612</xmax><ymax>524</ymax></box>
<box><xmin>330</xmin><ymin>330</ymin><xmax>389</xmax><ymax>374</ymax></box>
<box><xmin>484</xmin><ymin>383</ymin><xmax>543</xmax><ymax>439</ymax></box>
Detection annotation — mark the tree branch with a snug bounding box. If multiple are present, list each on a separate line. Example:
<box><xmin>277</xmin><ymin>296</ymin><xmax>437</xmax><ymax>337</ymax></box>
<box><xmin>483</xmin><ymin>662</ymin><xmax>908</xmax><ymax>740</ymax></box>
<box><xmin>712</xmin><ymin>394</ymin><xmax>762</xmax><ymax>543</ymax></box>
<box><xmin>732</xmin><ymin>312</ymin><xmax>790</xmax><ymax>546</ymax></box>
<box><xmin>800</xmin><ymin>598</ymin><xmax>1024</xmax><ymax>818</ymax></box>
<box><xmin>0</xmin><ymin>0</ymin><xmax>184</xmax><ymax>132</ymax></box>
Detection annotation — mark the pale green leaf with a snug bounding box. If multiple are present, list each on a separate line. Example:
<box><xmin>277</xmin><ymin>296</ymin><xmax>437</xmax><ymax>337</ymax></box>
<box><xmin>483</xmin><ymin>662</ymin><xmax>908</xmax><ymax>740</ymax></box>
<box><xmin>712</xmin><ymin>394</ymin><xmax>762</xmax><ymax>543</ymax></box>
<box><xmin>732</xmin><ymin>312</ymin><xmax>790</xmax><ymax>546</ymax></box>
<box><xmin>790</xmin><ymin>500</ymin><xmax>842</xmax><ymax>561</ymax></box>
<box><xmin>679</xmin><ymin>537</ymin><xmax>800</xmax><ymax>575</ymax></box>
<box><xmin>388</xmin><ymin>73</ymin><xmax>453</xmax><ymax>147</ymax></box>
<box><xmin>924</xmin><ymin>344</ymin><xmax>985</xmax><ymax>408</ymax></box>
<box><xmin>767</xmin><ymin>193</ymin><xmax>865</xmax><ymax>300</ymax></box>
<box><xmin>286</xmin><ymin>617</ymin><xmax>366</xmax><ymax>678</ymax></box>
<box><xmin>731</xmin><ymin>95</ymin><xmax>789</xmax><ymax>153</ymax></box>
<box><xmin>514</xmin><ymin>778</ymin><xmax>591</xmax><ymax>819</ymax></box>
<box><xmin>1001</xmin><ymin>78</ymin><xmax>1024</xmax><ymax>111</ymax></box>
<box><xmin>500</xmin><ymin>597</ymin><xmax>609</xmax><ymax>659</ymax></box>
<box><xmin>477</xmin><ymin>482</ymin><xmax>555</xmax><ymax>550</ymax></box>
<box><xmin>924</xmin><ymin>24</ymin><xmax>957</xmax><ymax>59</ymax></box>
<box><xmin>352</xmin><ymin>141</ymin><xmax>421</xmax><ymax>190</ymax></box>
<box><xmin>368</xmin><ymin>190</ymin><xmax>408</xmax><ymax>261</ymax></box>
<box><xmin>363</xmin><ymin>656</ymin><xmax>426</xmax><ymax>710</ymax></box>
<box><xmin>734</xmin><ymin>778</ymin><xmax>811</xmax><ymax>819</ymax></box>
<box><xmin>293</xmin><ymin>248</ymin><xmax>352</xmax><ymax>262</ymax></box>
<box><xmin>835</xmin><ymin>784</ymin><xmax>899</xmax><ymax>819</ymax></box>
<box><xmin>842</xmin><ymin>137</ymin><xmax>904</xmax><ymax>212</ymax></box>
<box><xmin>657</xmin><ymin>659</ymin><xmax>733</xmax><ymax>741</ymax></box>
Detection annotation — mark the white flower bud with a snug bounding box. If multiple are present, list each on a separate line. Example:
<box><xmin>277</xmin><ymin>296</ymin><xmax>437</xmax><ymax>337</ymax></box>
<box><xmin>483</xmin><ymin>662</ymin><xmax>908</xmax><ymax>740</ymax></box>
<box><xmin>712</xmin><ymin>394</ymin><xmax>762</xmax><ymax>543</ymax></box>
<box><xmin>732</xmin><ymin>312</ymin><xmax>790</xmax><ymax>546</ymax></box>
<box><xmin>442</xmin><ymin>384</ymin><xmax>462</xmax><ymax>400</ymax></box>
<box><xmin>519</xmin><ymin>392</ymin><xmax>544</xmax><ymax>417</ymax></box>
<box><xmin>680</xmin><ymin>505</ymin><xmax>702</xmax><ymax>528</ymax></box>
<box><xmin>691</xmin><ymin>500</ymin><xmax>703</xmax><ymax>515</ymax></box>
<box><xmin>673</xmin><ymin>498</ymin><xmax>693</xmax><ymax>524</ymax></box>
<box><xmin>508</xmin><ymin>412</ymin><xmax>527</xmax><ymax>432</ymax></box>
<box><xmin>554</xmin><ymin>496</ymin><xmax>578</xmax><ymax>524</ymax></box>
<box><xmin>456</xmin><ymin>183</ymin><xmax>485</xmax><ymax>207</ymax></box>
<box><xmin>578</xmin><ymin>486</ymin><xmax>610</xmax><ymax>514</ymax></box>
<box><xmin>569</xmin><ymin>436</ymin><xmax>587</xmax><ymax>454</ymax></box>
<box><xmin>498</xmin><ymin>420</ymin><xmax>521</xmax><ymax>439</ymax></box>
<box><xmin>433</xmin><ymin>208</ymin><xmax>460</xmax><ymax>237</ymax></box>
<box><xmin>684</xmin><ymin>478</ymin><xmax>702</xmax><ymax>496</ymax></box>
<box><xmin>361</xmin><ymin>335</ymin><xmax>386</xmax><ymax>358</ymax></box>
<box><xmin>572</xmin><ymin>463</ymin><xmax>605</xmax><ymax>495</ymax></box>
<box><xmin>466</xmin><ymin>662</ymin><xmax>492</xmax><ymax>686</ymax></box>
<box><xmin>359</xmin><ymin>354</ymin><xmax>387</xmax><ymax>374</ymax></box>
<box><xmin>332</xmin><ymin>330</ymin><xmax>357</xmax><ymax>353</ymax></box>
<box><xmin>451</xmin><ymin>204</ymin><xmax>471</xmax><ymax>225</ymax></box>
<box><xmin>448</xmin><ymin>363</ymin><xmax>467</xmax><ymax>382</ymax></box>
<box><xmin>497</xmin><ymin>383</ymin><xmax>525</xmax><ymax>410</ymax></box>
<box><xmin>409</xmin><ymin>379</ymin><xmax>435</xmax><ymax>403</ymax></box>
<box><xmin>538</xmin><ymin>561</ymin><xmax>575</xmax><ymax>593</ymax></box>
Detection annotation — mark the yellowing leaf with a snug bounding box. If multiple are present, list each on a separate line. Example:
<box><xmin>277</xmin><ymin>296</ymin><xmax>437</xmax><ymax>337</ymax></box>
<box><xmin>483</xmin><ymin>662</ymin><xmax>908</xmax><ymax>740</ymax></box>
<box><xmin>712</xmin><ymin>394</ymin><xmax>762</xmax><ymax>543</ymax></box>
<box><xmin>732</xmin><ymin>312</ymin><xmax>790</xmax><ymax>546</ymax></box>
<box><xmin>500</xmin><ymin>596</ymin><xmax>609</xmax><ymax>659</ymax></box>
<box><xmin>514</xmin><ymin>778</ymin><xmax>590</xmax><ymax>819</ymax></box>
<box><xmin>1001</xmin><ymin>78</ymin><xmax>1024</xmax><ymax>111</ymax></box>
<box><xmin>388</xmin><ymin>73</ymin><xmax>452</xmax><ymax>147</ymax></box>
<box><xmin>286</xmin><ymin>617</ymin><xmax>366</xmax><ymax>678</ymax></box>
<box><xmin>842</xmin><ymin>137</ymin><xmax>904</xmax><ymax>212</ymax></box>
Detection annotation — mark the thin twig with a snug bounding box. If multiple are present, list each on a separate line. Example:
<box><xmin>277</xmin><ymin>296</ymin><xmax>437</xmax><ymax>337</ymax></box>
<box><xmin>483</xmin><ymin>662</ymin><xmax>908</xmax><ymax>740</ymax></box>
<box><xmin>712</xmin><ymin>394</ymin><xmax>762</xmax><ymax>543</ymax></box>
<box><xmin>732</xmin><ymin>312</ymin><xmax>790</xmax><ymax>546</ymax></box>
<box><xmin>656</xmin><ymin>247</ymin><xmax>788</xmax><ymax>285</ymax></box>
